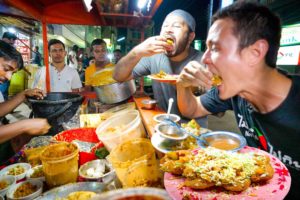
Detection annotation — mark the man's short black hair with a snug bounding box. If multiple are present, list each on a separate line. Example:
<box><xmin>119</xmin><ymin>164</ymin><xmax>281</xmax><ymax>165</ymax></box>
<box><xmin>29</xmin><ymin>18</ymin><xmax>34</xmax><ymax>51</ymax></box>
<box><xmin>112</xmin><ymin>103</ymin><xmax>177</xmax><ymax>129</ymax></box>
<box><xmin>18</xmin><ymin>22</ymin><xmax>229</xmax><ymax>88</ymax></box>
<box><xmin>212</xmin><ymin>2</ymin><xmax>281</xmax><ymax>68</ymax></box>
<box><xmin>0</xmin><ymin>40</ymin><xmax>23</xmax><ymax>70</ymax></box>
<box><xmin>2</xmin><ymin>32</ymin><xmax>17</xmax><ymax>40</ymax></box>
<box><xmin>91</xmin><ymin>39</ymin><xmax>107</xmax><ymax>51</ymax></box>
<box><xmin>48</xmin><ymin>39</ymin><xmax>65</xmax><ymax>51</ymax></box>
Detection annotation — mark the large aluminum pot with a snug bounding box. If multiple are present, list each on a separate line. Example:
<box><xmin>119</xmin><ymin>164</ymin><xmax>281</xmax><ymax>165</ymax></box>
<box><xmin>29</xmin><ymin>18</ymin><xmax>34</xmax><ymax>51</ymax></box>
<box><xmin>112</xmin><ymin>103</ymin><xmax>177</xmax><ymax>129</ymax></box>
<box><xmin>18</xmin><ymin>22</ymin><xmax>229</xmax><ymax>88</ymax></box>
<box><xmin>94</xmin><ymin>80</ymin><xmax>136</xmax><ymax>104</ymax></box>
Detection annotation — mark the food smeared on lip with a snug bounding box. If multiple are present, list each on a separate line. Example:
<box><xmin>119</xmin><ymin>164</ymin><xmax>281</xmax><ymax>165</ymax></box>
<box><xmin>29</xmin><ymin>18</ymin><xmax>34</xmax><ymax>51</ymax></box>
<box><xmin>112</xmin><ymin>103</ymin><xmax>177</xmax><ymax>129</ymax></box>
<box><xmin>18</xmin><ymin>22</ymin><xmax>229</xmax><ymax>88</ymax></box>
<box><xmin>211</xmin><ymin>75</ymin><xmax>222</xmax><ymax>86</ymax></box>
<box><xmin>166</xmin><ymin>38</ymin><xmax>174</xmax><ymax>45</ymax></box>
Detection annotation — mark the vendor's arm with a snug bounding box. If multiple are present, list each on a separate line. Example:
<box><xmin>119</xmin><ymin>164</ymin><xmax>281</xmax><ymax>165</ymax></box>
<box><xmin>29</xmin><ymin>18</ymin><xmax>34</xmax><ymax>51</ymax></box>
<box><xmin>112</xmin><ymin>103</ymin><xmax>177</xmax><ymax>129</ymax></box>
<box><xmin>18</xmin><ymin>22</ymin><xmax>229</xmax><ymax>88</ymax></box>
<box><xmin>176</xmin><ymin>61</ymin><xmax>213</xmax><ymax>118</ymax></box>
<box><xmin>0</xmin><ymin>118</ymin><xmax>50</xmax><ymax>143</ymax></box>
<box><xmin>0</xmin><ymin>88</ymin><xmax>44</xmax><ymax>117</ymax></box>
<box><xmin>113</xmin><ymin>36</ymin><xmax>170</xmax><ymax>82</ymax></box>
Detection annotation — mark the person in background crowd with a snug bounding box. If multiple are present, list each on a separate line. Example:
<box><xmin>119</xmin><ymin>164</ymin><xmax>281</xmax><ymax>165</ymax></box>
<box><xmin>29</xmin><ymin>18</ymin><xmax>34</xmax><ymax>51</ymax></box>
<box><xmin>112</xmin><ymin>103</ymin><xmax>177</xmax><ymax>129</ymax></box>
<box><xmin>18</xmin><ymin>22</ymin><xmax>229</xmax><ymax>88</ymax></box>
<box><xmin>0</xmin><ymin>40</ymin><xmax>50</xmax><ymax>164</ymax></box>
<box><xmin>32</xmin><ymin>39</ymin><xmax>82</xmax><ymax>92</ymax></box>
<box><xmin>0</xmin><ymin>32</ymin><xmax>18</xmax><ymax>101</ymax></box>
<box><xmin>176</xmin><ymin>2</ymin><xmax>299</xmax><ymax>199</ymax></box>
<box><xmin>68</xmin><ymin>44</ymin><xmax>79</xmax><ymax>70</ymax></box>
<box><xmin>2</xmin><ymin>32</ymin><xmax>17</xmax><ymax>46</ymax></box>
<box><xmin>31</xmin><ymin>46</ymin><xmax>42</xmax><ymax>66</ymax></box>
<box><xmin>113</xmin><ymin>49</ymin><xmax>123</xmax><ymax>64</ymax></box>
<box><xmin>113</xmin><ymin>9</ymin><xmax>207</xmax><ymax>127</ymax></box>
<box><xmin>82</xmin><ymin>53</ymin><xmax>90</xmax><ymax>70</ymax></box>
<box><xmin>85</xmin><ymin>39</ymin><xmax>114</xmax><ymax>90</ymax></box>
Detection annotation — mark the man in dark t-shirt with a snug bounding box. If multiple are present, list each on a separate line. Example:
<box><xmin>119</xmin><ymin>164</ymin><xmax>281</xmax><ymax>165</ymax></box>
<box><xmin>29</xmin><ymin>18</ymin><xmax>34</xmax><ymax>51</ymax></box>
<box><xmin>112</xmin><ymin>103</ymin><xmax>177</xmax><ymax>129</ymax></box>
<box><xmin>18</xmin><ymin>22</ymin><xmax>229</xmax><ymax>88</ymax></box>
<box><xmin>113</xmin><ymin>9</ymin><xmax>207</xmax><ymax>127</ymax></box>
<box><xmin>176</xmin><ymin>2</ymin><xmax>299</xmax><ymax>199</ymax></box>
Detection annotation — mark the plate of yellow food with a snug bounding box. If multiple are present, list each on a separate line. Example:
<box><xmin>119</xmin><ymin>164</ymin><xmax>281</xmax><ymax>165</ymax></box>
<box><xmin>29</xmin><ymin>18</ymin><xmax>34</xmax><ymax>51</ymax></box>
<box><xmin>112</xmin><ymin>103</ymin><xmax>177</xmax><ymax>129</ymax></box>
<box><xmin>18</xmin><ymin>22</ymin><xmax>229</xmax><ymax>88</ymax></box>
<box><xmin>148</xmin><ymin>71</ymin><xmax>178</xmax><ymax>83</ymax></box>
<box><xmin>162</xmin><ymin>146</ymin><xmax>291</xmax><ymax>200</ymax></box>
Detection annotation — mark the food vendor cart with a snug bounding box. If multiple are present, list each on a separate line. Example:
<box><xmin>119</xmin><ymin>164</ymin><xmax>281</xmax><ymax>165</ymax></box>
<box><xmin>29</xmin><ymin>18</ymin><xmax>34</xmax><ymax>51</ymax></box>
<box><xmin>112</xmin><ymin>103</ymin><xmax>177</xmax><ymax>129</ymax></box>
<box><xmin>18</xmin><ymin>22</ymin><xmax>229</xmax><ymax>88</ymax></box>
<box><xmin>0</xmin><ymin>1</ymin><xmax>292</xmax><ymax>199</ymax></box>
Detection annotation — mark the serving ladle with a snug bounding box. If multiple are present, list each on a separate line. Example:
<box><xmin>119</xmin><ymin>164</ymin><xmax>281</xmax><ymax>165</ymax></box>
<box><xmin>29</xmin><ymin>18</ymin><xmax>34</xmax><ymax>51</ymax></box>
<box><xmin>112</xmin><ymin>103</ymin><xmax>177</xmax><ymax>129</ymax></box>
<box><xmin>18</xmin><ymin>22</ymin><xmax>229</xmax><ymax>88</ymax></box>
<box><xmin>163</xmin><ymin>118</ymin><xmax>209</xmax><ymax>146</ymax></box>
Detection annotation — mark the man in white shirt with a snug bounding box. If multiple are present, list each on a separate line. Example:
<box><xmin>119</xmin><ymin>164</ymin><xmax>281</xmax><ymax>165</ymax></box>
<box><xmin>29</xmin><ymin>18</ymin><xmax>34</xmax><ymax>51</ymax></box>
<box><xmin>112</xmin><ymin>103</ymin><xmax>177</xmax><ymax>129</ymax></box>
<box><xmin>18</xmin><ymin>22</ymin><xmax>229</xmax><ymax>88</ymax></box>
<box><xmin>33</xmin><ymin>39</ymin><xmax>82</xmax><ymax>92</ymax></box>
<box><xmin>68</xmin><ymin>44</ymin><xmax>79</xmax><ymax>70</ymax></box>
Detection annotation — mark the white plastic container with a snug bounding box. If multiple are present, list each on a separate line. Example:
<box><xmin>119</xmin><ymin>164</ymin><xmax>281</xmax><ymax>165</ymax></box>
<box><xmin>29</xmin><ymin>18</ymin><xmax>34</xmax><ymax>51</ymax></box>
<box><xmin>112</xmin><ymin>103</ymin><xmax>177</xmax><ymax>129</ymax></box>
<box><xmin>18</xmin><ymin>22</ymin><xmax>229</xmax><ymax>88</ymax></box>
<box><xmin>96</xmin><ymin>110</ymin><xmax>145</xmax><ymax>151</ymax></box>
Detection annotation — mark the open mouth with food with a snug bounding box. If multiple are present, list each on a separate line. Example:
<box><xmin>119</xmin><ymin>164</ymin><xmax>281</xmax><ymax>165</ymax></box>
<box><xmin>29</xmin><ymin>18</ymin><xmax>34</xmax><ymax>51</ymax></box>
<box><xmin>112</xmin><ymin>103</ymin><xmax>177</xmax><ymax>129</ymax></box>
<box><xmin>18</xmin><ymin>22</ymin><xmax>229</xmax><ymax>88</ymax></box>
<box><xmin>163</xmin><ymin>34</ymin><xmax>175</xmax><ymax>51</ymax></box>
<box><xmin>211</xmin><ymin>74</ymin><xmax>222</xmax><ymax>87</ymax></box>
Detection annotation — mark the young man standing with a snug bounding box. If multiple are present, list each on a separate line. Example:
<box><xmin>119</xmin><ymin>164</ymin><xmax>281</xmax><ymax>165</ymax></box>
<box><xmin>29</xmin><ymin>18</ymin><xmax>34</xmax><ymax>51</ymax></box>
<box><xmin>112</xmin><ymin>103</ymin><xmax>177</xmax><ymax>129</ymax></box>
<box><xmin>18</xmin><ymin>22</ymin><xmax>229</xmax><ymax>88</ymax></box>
<box><xmin>84</xmin><ymin>39</ymin><xmax>114</xmax><ymax>90</ymax></box>
<box><xmin>33</xmin><ymin>39</ymin><xmax>82</xmax><ymax>92</ymax></box>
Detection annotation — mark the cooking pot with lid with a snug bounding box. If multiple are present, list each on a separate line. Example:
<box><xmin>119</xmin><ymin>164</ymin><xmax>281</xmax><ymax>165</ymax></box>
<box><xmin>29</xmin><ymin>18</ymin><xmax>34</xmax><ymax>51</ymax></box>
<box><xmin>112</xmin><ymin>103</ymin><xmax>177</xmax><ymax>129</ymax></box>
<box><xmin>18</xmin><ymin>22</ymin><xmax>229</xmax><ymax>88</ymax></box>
<box><xmin>93</xmin><ymin>80</ymin><xmax>136</xmax><ymax>104</ymax></box>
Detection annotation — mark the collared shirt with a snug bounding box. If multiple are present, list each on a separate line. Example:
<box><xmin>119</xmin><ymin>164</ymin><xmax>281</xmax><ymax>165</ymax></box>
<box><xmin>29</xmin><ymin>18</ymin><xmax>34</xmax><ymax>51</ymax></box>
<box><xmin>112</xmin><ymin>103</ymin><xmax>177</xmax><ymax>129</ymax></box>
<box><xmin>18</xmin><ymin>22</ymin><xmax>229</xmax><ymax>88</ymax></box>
<box><xmin>32</xmin><ymin>64</ymin><xmax>82</xmax><ymax>92</ymax></box>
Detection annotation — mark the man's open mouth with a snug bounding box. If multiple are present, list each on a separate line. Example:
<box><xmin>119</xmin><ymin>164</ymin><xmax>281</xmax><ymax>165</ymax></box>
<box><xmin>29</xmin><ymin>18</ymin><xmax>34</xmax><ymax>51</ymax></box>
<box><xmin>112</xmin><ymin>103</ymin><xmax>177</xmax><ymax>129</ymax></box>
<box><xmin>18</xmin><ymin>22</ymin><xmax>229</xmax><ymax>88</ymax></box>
<box><xmin>211</xmin><ymin>75</ymin><xmax>222</xmax><ymax>86</ymax></box>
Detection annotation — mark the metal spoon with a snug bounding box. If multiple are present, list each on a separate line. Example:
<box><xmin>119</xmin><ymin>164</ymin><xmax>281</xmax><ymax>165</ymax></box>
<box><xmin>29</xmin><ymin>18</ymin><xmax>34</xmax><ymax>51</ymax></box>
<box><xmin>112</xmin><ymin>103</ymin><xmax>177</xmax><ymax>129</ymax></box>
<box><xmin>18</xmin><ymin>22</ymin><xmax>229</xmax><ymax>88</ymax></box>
<box><xmin>167</xmin><ymin>98</ymin><xmax>174</xmax><ymax>119</ymax></box>
<box><xmin>163</xmin><ymin>118</ymin><xmax>209</xmax><ymax>146</ymax></box>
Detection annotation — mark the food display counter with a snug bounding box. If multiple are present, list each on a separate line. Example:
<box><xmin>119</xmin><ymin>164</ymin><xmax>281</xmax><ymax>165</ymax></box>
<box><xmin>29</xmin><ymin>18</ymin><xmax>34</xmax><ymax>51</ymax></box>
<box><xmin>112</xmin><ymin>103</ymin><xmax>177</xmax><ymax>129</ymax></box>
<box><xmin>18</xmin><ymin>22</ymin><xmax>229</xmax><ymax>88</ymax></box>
<box><xmin>0</xmin><ymin>93</ymin><xmax>292</xmax><ymax>200</ymax></box>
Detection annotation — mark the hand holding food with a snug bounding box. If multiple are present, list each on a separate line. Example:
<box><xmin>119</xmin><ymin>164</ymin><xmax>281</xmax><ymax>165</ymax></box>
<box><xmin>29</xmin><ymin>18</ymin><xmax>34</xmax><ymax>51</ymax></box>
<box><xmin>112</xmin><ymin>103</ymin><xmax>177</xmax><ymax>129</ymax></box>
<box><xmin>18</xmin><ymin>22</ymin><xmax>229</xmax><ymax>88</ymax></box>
<box><xmin>177</xmin><ymin>61</ymin><xmax>212</xmax><ymax>89</ymax></box>
<box><xmin>132</xmin><ymin>35</ymin><xmax>173</xmax><ymax>57</ymax></box>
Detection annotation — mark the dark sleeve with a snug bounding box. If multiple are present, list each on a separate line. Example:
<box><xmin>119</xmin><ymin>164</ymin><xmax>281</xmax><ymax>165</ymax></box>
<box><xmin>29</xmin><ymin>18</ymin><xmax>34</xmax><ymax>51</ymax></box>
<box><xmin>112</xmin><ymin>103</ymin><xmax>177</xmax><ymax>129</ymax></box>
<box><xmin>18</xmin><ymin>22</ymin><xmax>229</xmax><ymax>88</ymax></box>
<box><xmin>200</xmin><ymin>88</ymin><xmax>233</xmax><ymax>113</ymax></box>
<box><xmin>132</xmin><ymin>57</ymin><xmax>152</xmax><ymax>78</ymax></box>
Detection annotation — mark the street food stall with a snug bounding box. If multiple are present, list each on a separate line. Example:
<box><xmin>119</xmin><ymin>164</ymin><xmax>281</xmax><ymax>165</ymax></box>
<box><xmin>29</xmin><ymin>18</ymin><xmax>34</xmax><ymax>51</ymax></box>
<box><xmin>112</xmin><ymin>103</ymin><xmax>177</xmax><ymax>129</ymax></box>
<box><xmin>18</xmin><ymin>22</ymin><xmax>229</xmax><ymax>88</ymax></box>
<box><xmin>0</xmin><ymin>1</ymin><xmax>292</xmax><ymax>199</ymax></box>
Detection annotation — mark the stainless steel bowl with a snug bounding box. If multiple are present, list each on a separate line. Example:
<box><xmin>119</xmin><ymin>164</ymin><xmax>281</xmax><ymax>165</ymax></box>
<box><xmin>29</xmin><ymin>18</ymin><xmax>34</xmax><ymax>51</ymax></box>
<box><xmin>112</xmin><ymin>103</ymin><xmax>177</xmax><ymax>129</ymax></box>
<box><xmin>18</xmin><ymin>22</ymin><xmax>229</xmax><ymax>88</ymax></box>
<box><xmin>153</xmin><ymin>114</ymin><xmax>180</xmax><ymax>123</ymax></box>
<box><xmin>155</xmin><ymin>123</ymin><xmax>188</xmax><ymax>141</ymax></box>
<box><xmin>141</xmin><ymin>99</ymin><xmax>157</xmax><ymax>110</ymax></box>
<box><xmin>79</xmin><ymin>159</ymin><xmax>115</xmax><ymax>184</ymax></box>
<box><xmin>92</xmin><ymin>187</ymin><xmax>171</xmax><ymax>200</ymax></box>
<box><xmin>198</xmin><ymin>131</ymin><xmax>247</xmax><ymax>152</ymax></box>
<box><xmin>35</xmin><ymin>182</ymin><xmax>106</xmax><ymax>200</ymax></box>
<box><xmin>94</xmin><ymin>80</ymin><xmax>136</xmax><ymax>104</ymax></box>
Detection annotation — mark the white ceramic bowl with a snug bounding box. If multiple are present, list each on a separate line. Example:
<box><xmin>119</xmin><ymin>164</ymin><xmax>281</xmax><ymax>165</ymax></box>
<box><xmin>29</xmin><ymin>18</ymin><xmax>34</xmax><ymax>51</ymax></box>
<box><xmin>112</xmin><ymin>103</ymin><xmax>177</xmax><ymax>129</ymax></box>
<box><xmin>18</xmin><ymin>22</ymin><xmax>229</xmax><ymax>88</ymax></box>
<box><xmin>6</xmin><ymin>179</ymin><xmax>43</xmax><ymax>200</ymax></box>
<box><xmin>26</xmin><ymin>165</ymin><xmax>45</xmax><ymax>182</ymax></box>
<box><xmin>79</xmin><ymin>159</ymin><xmax>115</xmax><ymax>184</ymax></box>
<box><xmin>155</xmin><ymin>123</ymin><xmax>188</xmax><ymax>141</ymax></box>
<box><xmin>153</xmin><ymin>114</ymin><xmax>180</xmax><ymax>123</ymax></box>
<box><xmin>0</xmin><ymin>163</ymin><xmax>31</xmax><ymax>181</ymax></box>
<box><xmin>0</xmin><ymin>175</ymin><xmax>16</xmax><ymax>197</ymax></box>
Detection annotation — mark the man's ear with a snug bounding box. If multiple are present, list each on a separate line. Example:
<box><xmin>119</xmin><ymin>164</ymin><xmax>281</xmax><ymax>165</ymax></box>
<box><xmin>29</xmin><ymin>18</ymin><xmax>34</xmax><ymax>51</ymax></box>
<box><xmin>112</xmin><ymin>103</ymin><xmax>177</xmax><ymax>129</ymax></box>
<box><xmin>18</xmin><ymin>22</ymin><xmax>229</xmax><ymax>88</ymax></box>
<box><xmin>188</xmin><ymin>32</ymin><xmax>196</xmax><ymax>45</ymax></box>
<box><xmin>245</xmin><ymin>39</ymin><xmax>269</xmax><ymax>66</ymax></box>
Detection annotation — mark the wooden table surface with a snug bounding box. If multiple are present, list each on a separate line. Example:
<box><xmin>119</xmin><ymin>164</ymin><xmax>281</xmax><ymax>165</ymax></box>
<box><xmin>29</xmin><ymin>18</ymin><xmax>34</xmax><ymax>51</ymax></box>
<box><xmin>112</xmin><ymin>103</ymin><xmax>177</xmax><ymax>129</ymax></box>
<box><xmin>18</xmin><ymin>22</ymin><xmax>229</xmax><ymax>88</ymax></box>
<box><xmin>133</xmin><ymin>96</ymin><xmax>165</xmax><ymax>138</ymax></box>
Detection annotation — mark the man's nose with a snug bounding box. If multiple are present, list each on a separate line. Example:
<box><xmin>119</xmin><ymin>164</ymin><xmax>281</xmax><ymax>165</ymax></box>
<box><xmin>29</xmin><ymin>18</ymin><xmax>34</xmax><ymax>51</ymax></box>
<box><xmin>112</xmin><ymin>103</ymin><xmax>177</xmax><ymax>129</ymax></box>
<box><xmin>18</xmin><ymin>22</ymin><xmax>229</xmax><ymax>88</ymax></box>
<box><xmin>201</xmin><ymin>50</ymin><xmax>211</xmax><ymax>64</ymax></box>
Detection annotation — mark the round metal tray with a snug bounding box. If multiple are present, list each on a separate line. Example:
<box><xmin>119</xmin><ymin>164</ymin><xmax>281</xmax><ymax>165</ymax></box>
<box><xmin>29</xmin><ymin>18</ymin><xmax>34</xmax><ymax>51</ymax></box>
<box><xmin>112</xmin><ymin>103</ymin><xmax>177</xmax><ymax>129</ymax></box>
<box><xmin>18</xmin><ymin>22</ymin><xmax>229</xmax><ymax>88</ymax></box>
<box><xmin>34</xmin><ymin>182</ymin><xmax>107</xmax><ymax>199</ymax></box>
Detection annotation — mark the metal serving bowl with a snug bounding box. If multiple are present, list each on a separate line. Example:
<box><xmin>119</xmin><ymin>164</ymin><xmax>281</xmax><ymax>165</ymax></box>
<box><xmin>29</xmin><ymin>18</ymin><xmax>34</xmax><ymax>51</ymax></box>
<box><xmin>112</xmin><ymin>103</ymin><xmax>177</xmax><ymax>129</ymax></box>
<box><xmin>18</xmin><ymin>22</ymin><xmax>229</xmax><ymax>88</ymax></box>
<box><xmin>35</xmin><ymin>182</ymin><xmax>106</xmax><ymax>200</ymax></box>
<box><xmin>92</xmin><ymin>187</ymin><xmax>171</xmax><ymax>200</ymax></box>
<box><xmin>153</xmin><ymin>114</ymin><xmax>180</xmax><ymax>123</ymax></box>
<box><xmin>141</xmin><ymin>99</ymin><xmax>157</xmax><ymax>110</ymax></box>
<box><xmin>155</xmin><ymin>123</ymin><xmax>188</xmax><ymax>141</ymax></box>
<box><xmin>197</xmin><ymin>131</ymin><xmax>247</xmax><ymax>152</ymax></box>
<box><xmin>94</xmin><ymin>80</ymin><xmax>136</xmax><ymax>104</ymax></box>
<box><xmin>79</xmin><ymin>159</ymin><xmax>115</xmax><ymax>184</ymax></box>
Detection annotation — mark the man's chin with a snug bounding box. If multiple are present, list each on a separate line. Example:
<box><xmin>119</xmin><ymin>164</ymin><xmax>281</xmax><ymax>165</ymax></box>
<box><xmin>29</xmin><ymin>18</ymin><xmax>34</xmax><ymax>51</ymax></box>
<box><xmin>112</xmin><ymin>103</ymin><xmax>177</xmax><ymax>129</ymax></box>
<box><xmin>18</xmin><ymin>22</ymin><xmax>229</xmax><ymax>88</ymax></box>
<box><xmin>166</xmin><ymin>51</ymin><xmax>176</xmax><ymax>57</ymax></box>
